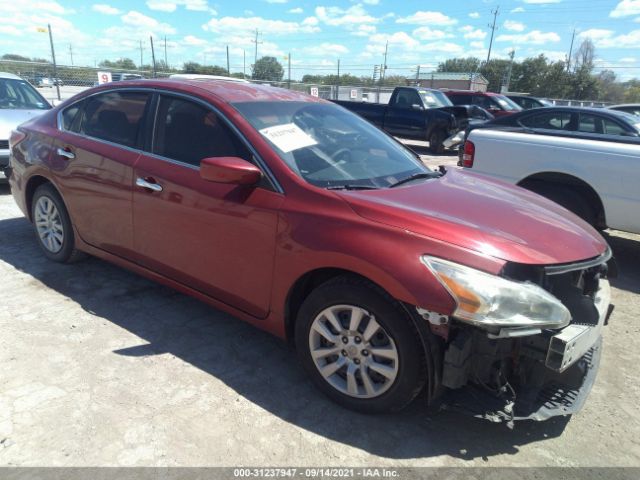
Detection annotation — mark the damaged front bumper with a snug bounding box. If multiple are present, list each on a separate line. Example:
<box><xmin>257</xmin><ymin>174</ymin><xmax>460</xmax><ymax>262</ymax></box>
<box><xmin>438</xmin><ymin>278</ymin><xmax>612</xmax><ymax>424</ymax></box>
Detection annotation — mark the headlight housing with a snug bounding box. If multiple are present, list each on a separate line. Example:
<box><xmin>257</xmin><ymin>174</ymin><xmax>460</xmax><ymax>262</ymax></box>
<box><xmin>422</xmin><ymin>256</ymin><xmax>571</xmax><ymax>329</ymax></box>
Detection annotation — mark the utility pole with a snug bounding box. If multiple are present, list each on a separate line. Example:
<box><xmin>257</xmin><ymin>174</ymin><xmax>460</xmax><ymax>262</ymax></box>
<box><xmin>252</xmin><ymin>29</ymin><xmax>263</xmax><ymax>64</ymax></box>
<box><xmin>243</xmin><ymin>49</ymin><xmax>246</xmax><ymax>79</ymax></box>
<box><xmin>139</xmin><ymin>40</ymin><xmax>143</xmax><ymax>68</ymax></box>
<box><xmin>567</xmin><ymin>28</ymin><xmax>576</xmax><ymax>72</ymax></box>
<box><xmin>415</xmin><ymin>65</ymin><xmax>420</xmax><ymax>85</ymax></box>
<box><xmin>287</xmin><ymin>53</ymin><xmax>291</xmax><ymax>89</ymax></box>
<box><xmin>68</xmin><ymin>44</ymin><xmax>74</xmax><ymax>66</ymax></box>
<box><xmin>150</xmin><ymin>36</ymin><xmax>157</xmax><ymax>77</ymax></box>
<box><xmin>503</xmin><ymin>49</ymin><xmax>515</xmax><ymax>92</ymax></box>
<box><xmin>47</xmin><ymin>24</ymin><xmax>60</xmax><ymax>100</ymax></box>
<box><xmin>486</xmin><ymin>6</ymin><xmax>499</xmax><ymax>64</ymax></box>
<box><xmin>335</xmin><ymin>58</ymin><xmax>340</xmax><ymax>100</ymax></box>
<box><xmin>382</xmin><ymin>40</ymin><xmax>388</xmax><ymax>83</ymax></box>
<box><xmin>164</xmin><ymin>36</ymin><xmax>167</xmax><ymax>69</ymax></box>
<box><xmin>226</xmin><ymin>45</ymin><xmax>230</xmax><ymax>74</ymax></box>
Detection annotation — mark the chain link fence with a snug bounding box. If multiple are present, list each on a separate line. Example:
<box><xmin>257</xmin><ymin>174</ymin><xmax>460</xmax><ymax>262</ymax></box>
<box><xmin>1</xmin><ymin>59</ymin><xmax>612</xmax><ymax>107</ymax></box>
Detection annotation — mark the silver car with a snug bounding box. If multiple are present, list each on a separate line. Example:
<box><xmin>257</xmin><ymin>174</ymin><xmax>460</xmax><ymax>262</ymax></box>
<box><xmin>1</xmin><ymin>72</ymin><xmax>51</xmax><ymax>182</ymax></box>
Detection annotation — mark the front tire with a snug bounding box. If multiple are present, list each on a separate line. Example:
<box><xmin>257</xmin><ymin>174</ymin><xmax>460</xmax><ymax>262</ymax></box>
<box><xmin>295</xmin><ymin>276</ymin><xmax>425</xmax><ymax>413</ymax></box>
<box><xmin>31</xmin><ymin>184</ymin><xmax>85</xmax><ymax>263</ymax></box>
<box><xmin>428</xmin><ymin>129</ymin><xmax>446</xmax><ymax>154</ymax></box>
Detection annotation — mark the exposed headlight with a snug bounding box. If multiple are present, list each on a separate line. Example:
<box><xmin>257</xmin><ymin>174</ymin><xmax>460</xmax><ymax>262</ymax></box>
<box><xmin>421</xmin><ymin>256</ymin><xmax>571</xmax><ymax>329</ymax></box>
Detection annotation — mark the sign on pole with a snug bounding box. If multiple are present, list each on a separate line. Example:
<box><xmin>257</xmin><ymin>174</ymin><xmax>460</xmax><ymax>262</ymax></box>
<box><xmin>310</xmin><ymin>87</ymin><xmax>319</xmax><ymax>97</ymax></box>
<box><xmin>350</xmin><ymin>89</ymin><xmax>358</xmax><ymax>99</ymax></box>
<box><xmin>97</xmin><ymin>72</ymin><xmax>112</xmax><ymax>84</ymax></box>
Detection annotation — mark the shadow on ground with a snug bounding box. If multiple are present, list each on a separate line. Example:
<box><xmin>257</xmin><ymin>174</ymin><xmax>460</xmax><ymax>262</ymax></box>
<box><xmin>4</xmin><ymin>212</ymin><xmax>623</xmax><ymax>462</ymax></box>
<box><xmin>604</xmin><ymin>232</ymin><xmax>640</xmax><ymax>294</ymax></box>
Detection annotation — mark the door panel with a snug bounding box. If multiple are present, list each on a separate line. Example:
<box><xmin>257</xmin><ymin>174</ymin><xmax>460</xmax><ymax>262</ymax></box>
<box><xmin>51</xmin><ymin>130</ymin><xmax>139</xmax><ymax>257</ymax></box>
<box><xmin>132</xmin><ymin>156</ymin><xmax>283</xmax><ymax>318</ymax></box>
<box><xmin>385</xmin><ymin>90</ymin><xmax>425</xmax><ymax>138</ymax></box>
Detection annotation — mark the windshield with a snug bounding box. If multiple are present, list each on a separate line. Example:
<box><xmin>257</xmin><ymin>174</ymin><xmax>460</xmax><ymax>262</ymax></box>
<box><xmin>419</xmin><ymin>89</ymin><xmax>452</xmax><ymax>108</ymax></box>
<box><xmin>494</xmin><ymin>95</ymin><xmax>523</xmax><ymax>111</ymax></box>
<box><xmin>0</xmin><ymin>78</ymin><xmax>50</xmax><ymax>110</ymax></box>
<box><xmin>233</xmin><ymin>101</ymin><xmax>429</xmax><ymax>189</ymax></box>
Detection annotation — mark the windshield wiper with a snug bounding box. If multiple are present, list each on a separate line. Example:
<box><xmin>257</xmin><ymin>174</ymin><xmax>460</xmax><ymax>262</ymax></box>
<box><xmin>388</xmin><ymin>172</ymin><xmax>439</xmax><ymax>188</ymax></box>
<box><xmin>326</xmin><ymin>184</ymin><xmax>379</xmax><ymax>191</ymax></box>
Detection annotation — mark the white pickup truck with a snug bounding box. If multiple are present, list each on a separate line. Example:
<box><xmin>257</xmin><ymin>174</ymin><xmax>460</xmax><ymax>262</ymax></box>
<box><xmin>462</xmin><ymin>128</ymin><xmax>640</xmax><ymax>234</ymax></box>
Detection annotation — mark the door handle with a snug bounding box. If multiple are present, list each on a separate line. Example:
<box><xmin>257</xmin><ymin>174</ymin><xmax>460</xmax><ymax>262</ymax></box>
<box><xmin>56</xmin><ymin>148</ymin><xmax>75</xmax><ymax>160</ymax></box>
<box><xmin>136</xmin><ymin>177</ymin><xmax>163</xmax><ymax>192</ymax></box>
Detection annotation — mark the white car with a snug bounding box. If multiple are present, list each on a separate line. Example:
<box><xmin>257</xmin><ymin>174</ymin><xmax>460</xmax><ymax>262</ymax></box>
<box><xmin>0</xmin><ymin>72</ymin><xmax>51</xmax><ymax>182</ymax></box>
<box><xmin>462</xmin><ymin>127</ymin><xmax>640</xmax><ymax>234</ymax></box>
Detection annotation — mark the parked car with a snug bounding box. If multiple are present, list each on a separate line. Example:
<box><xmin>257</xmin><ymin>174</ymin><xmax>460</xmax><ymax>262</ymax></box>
<box><xmin>506</xmin><ymin>94</ymin><xmax>553</xmax><ymax>110</ymax></box>
<box><xmin>332</xmin><ymin>86</ymin><xmax>492</xmax><ymax>153</ymax></box>
<box><xmin>443</xmin><ymin>90</ymin><xmax>523</xmax><ymax>117</ymax></box>
<box><xmin>6</xmin><ymin>79</ymin><xmax>614</xmax><ymax>424</ymax></box>
<box><xmin>467</xmin><ymin>106</ymin><xmax>640</xmax><ymax>140</ymax></box>
<box><xmin>34</xmin><ymin>76</ymin><xmax>63</xmax><ymax>88</ymax></box>
<box><xmin>0</xmin><ymin>72</ymin><xmax>51</xmax><ymax>182</ymax></box>
<box><xmin>461</xmin><ymin>125</ymin><xmax>640</xmax><ymax>233</ymax></box>
<box><xmin>607</xmin><ymin>103</ymin><xmax>640</xmax><ymax>117</ymax></box>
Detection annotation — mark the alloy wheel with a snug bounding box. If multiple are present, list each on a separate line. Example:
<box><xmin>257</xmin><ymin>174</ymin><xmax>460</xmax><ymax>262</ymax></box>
<box><xmin>308</xmin><ymin>304</ymin><xmax>399</xmax><ymax>399</ymax></box>
<box><xmin>34</xmin><ymin>196</ymin><xmax>64</xmax><ymax>253</ymax></box>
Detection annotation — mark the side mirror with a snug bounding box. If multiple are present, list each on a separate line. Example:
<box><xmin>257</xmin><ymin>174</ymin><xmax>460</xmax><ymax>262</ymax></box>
<box><xmin>411</xmin><ymin>104</ymin><xmax>424</xmax><ymax>111</ymax></box>
<box><xmin>200</xmin><ymin>157</ymin><xmax>262</xmax><ymax>185</ymax></box>
<box><xmin>51</xmin><ymin>99</ymin><xmax>63</xmax><ymax>107</ymax></box>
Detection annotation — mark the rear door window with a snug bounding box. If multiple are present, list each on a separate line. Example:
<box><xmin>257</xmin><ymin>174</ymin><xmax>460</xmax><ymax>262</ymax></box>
<box><xmin>520</xmin><ymin>112</ymin><xmax>574</xmax><ymax>130</ymax></box>
<box><xmin>392</xmin><ymin>89</ymin><xmax>421</xmax><ymax>109</ymax></box>
<box><xmin>60</xmin><ymin>100</ymin><xmax>84</xmax><ymax>133</ymax></box>
<box><xmin>602</xmin><ymin>118</ymin><xmax>626</xmax><ymax>136</ymax></box>
<box><xmin>80</xmin><ymin>91</ymin><xmax>150</xmax><ymax>148</ymax></box>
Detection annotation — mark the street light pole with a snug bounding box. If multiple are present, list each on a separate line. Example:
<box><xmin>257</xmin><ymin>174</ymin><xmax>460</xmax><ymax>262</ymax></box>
<box><xmin>47</xmin><ymin>24</ymin><xmax>60</xmax><ymax>101</ymax></box>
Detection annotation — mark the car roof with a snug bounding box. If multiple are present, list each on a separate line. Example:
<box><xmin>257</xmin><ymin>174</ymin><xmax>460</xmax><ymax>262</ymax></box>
<box><xmin>444</xmin><ymin>90</ymin><xmax>503</xmax><ymax>96</ymax></box>
<box><xmin>489</xmin><ymin>105</ymin><xmax>639</xmax><ymax>126</ymax></box>
<box><xmin>0</xmin><ymin>72</ymin><xmax>23</xmax><ymax>80</ymax></box>
<box><xmin>83</xmin><ymin>78</ymin><xmax>322</xmax><ymax>104</ymax></box>
<box><xmin>608</xmin><ymin>103</ymin><xmax>640</xmax><ymax>108</ymax></box>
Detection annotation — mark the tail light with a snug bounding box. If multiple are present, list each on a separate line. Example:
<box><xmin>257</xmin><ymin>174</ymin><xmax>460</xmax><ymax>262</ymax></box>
<box><xmin>462</xmin><ymin>140</ymin><xmax>475</xmax><ymax>168</ymax></box>
<box><xmin>9</xmin><ymin>130</ymin><xmax>27</xmax><ymax>150</ymax></box>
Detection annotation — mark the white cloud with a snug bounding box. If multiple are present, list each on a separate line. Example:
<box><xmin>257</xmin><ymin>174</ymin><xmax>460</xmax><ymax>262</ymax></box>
<box><xmin>315</xmin><ymin>5</ymin><xmax>378</xmax><ymax>26</ymax></box>
<box><xmin>412</xmin><ymin>26</ymin><xmax>452</xmax><ymax>40</ymax></box>
<box><xmin>0</xmin><ymin>25</ymin><xmax>22</xmax><ymax>35</ymax></box>
<box><xmin>496</xmin><ymin>30</ymin><xmax>561</xmax><ymax>44</ymax></box>
<box><xmin>504</xmin><ymin>20</ymin><xmax>525</xmax><ymax>32</ymax></box>
<box><xmin>419</xmin><ymin>41</ymin><xmax>464</xmax><ymax>54</ymax></box>
<box><xmin>121</xmin><ymin>10</ymin><xmax>176</xmax><ymax>34</ymax></box>
<box><xmin>610</xmin><ymin>0</ymin><xmax>640</xmax><ymax>17</ymax></box>
<box><xmin>32</xmin><ymin>1</ymin><xmax>67</xmax><ymax>14</ymax></box>
<box><xmin>182</xmin><ymin>0</ymin><xmax>210</xmax><ymax>11</ymax></box>
<box><xmin>511</xmin><ymin>7</ymin><xmax>525</xmax><ymax>13</ymax></box>
<box><xmin>396</xmin><ymin>11</ymin><xmax>457</xmax><ymax>26</ymax></box>
<box><xmin>578</xmin><ymin>28</ymin><xmax>615</xmax><ymax>40</ymax></box>
<box><xmin>301</xmin><ymin>42</ymin><xmax>349</xmax><ymax>56</ymax></box>
<box><xmin>203</xmin><ymin>16</ymin><xmax>320</xmax><ymax>36</ymax></box>
<box><xmin>460</xmin><ymin>25</ymin><xmax>487</xmax><ymax>39</ymax></box>
<box><xmin>352</xmin><ymin>24</ymin><xmax>376</xmax><ymax>36</ymax></box>
<box><xmin>522</xmin><ymin>0</ymin><xmax>560</xmax><ymax>3</ymax></box>
<box><xmin>362</xmin><ymin>0</ymin><xmax>380</xmax><ymax>4</ymax></box>
<box><xmin>92</xmin><ymin>4</ymin><xmax>121</xmax><ymax>15</ymax></box>
<box><xmin>470</xmin><ymin>40</ymin><xmax>484</xmax><ymax>49</ymax></box>
<box><xmin>266</xmin><ymin>0</ymin><xmax>288</xmax><ymax>3</ymax></box>
<box><xmin>619</xmin><ymin>56</ymin><xmax>637</xmax><ymax>62</ymax></box>
<box><xmin>146</xmin><ymin>0</ymin><xmax>176</xmax><ymax>12</ymax></box>
<box><xmin>288</xmin><ymin>7</ymin><xmax>303</xmax><ymax>13</ymax></box>
<box><xmin>182</xmin><ymin>35</ymin><xmax>206</xmax><ymax>46</ymax></box>
<box><xmin>579</xmin><ymin>29</ymin><xmax>640</xmax><ymax>48</ymax></box>
<box><xmin>468</xmin><ymin>12</ymin><xmax>480</xmax><ymax>18</ymax></box>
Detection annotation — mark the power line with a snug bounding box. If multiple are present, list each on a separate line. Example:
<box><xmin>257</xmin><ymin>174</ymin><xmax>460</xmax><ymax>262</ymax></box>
<box><xmin>251</xmin><ymin>29</ymin><xmax>263</xmax><ymax>64</ymax></box>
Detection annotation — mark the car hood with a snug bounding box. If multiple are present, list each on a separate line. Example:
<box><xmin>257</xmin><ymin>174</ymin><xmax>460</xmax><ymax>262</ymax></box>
<box><xmin>338</xmin><ymin>169</ymin><xmax>607</xmax><ymax>265</ymax></box>
<box><xmin>0</xmin><ymin>109</ymin><xmax>49</xmax><ymax>140</ymax></box>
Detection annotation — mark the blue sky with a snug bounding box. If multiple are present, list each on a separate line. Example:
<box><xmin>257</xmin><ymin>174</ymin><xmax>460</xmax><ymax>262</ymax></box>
<box><xmin>2</xmin><ymin>0</ymin><xmax>640</xmax><ymax>80</ymax></box>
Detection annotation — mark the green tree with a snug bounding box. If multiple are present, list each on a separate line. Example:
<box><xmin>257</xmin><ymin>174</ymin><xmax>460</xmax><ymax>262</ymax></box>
<box><xmin>437</xmin><ymin>57</ymin><xmax>482</xmax><ymax>73</ymax></box>
<box><xmin>181</xmin><ymin>61</ymin><xmax>228</xmax><ymax>76</ymax></box>
<box><xmin>252</xmin><ymin>56</ymin><xmax>284</xmax><ymax>81</ymax></box>
<box><xmin>99</xmin><ymin>58</ymin><xmax>137</xmax><ymax>70</ymax></box>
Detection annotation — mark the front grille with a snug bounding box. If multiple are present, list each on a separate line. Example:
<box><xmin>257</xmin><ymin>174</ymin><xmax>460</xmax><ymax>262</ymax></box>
<box><xmin>0</xmin><ymin>140</ymin><xmax>8</xmax><ymax>150</ymax></box>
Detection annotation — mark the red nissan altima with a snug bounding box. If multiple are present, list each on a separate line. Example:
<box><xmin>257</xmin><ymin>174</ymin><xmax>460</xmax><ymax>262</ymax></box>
<box><xmin>6</xmin><ymin>79</ymin><xmax>614</xmax><ymax>423</ymax></box>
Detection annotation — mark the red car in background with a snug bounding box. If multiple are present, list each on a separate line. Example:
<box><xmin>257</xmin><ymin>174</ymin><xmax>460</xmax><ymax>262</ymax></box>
<box><xmin>444</xmin><ymin>90</ymin><xmax>523</xmax><ymax>117</ymax></box>
<box><xmin>6</xmin><ymin>79</ymin><xmax>612</xmax><ymax>423</ymax></box>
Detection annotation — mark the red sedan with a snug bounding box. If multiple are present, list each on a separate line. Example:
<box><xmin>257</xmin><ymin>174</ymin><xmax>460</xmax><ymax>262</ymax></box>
<box><xmin>6</xmin><ymin>79</ymin><xmax>613</xmax><ymax>422</ymax></box>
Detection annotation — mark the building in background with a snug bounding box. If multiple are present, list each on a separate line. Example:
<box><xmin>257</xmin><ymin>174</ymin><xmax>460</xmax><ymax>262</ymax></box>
<box><xmin>412</xmin><ymin>72</ymin><xmax>488</xmax><ymax>92</ymax></box>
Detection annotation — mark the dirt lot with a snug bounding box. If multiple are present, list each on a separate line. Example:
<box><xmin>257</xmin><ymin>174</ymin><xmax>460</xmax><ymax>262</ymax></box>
<box><xmin>1</xmin><ymin>159</ymin><xmax>639</xmax><ymax>467</ymax></box>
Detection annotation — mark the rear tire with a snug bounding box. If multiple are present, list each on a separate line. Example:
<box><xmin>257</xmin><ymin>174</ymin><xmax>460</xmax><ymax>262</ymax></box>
<box><xmin>428</xmin><ymin>129</ymin><xmax>446</xmax><ymax>154</ymax></box>
<box><xmin>295</xmin><ymin>276</ymin><xmax>425</xmax><ymax>413</ymax></box>
<box><xmin>31</xmin><ymin>184</ymin><xmax>85</xmax><ymax>263</ymax></box>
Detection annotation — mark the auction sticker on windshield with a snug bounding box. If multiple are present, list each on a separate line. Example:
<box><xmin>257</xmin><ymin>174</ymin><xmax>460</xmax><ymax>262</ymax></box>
<box><xmin>259</xmin><ymin>123</ymin><xmax>318</xmax><ymax>153</ymax></box>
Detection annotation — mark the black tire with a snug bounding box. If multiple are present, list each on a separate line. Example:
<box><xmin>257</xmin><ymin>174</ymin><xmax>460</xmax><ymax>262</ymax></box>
<box><xmin>428</xmin><ymin>129</ymin><xmax>446</xmax><ymax>154</ymax></box>
<box><xmin>31</xmin><ymin>183</ymin><xmax>85</xmax><ymax>263</ymax></box>
<box><xmin>295</xmin><ymin>276</ymin><xmax>426</xmax><ymax>413</ymax></box>
<box><xmin>527</xmin><ymin>183</ymin><xmax>596</xmax><ymax>226</ymax></box>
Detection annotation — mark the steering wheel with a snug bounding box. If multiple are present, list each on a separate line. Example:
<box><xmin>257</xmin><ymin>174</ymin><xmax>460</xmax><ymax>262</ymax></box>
<box><xmin>330</xmin><ymin>147</ymin><xmax>351</xmax><ymax>162</ymax></box>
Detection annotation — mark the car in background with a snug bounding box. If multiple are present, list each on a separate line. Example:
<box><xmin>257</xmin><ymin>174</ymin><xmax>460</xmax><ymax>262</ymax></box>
<box><xmin>607</xmin><ymin>104</ymin><xmax>640</xmax><ymax>117</ymax></box>
<box><xmin>6</xmin><ymin>79</ymin><xmax>614</xmax><ymax>424</ymax></box>
<box><xmin>35</xmin><ymin>76</ymin><xmax>63</xmax><ymax>88</ymax></box>
<box><xmin>443</xmin><ymin>90</ymin><xmax>523</xmax><ymax>117</ymax></box>
<box><xmin>469</xmin><ymin>106</ymin><xmax>640</xmax><ymax>140</ymax></box>
<box><xmin>506</xmin><ymin>94</ymin><xmax>553</xmax><ymax>110</ymax></box>
<box><xmin>0</xmin><ymin>72</ymin><xmax>51</xmax><ymax>182</ymax></box>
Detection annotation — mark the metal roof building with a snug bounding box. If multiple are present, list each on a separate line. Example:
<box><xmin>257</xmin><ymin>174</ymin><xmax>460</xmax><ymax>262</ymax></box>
<box><xmin>412</xmin><ymin>72</ymin><xmax>489</xmax><ymax>92</ymax></box>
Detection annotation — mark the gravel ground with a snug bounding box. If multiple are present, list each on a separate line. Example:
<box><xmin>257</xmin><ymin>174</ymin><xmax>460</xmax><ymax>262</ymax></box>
<box><xmin>0</xmin><ymin>167</ymin><xmax>639</xmax><ymax>467</ymax></box>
